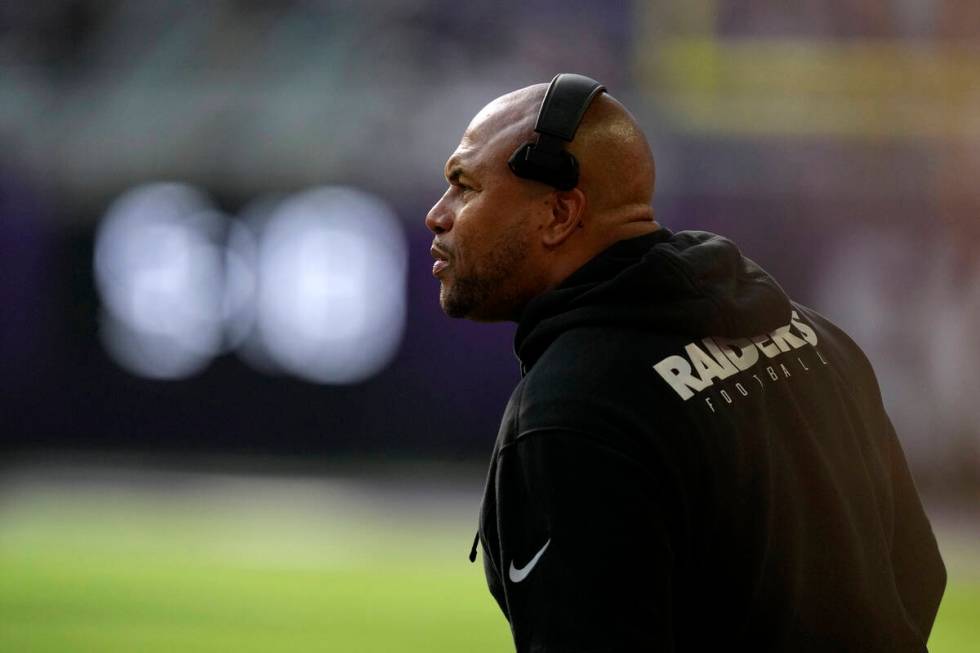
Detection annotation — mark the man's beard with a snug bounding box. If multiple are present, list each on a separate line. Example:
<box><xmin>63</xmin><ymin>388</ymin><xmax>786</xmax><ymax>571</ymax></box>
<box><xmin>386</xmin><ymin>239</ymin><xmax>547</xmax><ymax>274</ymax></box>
<box><xmin>440</xmin><ymin>230</ymin><xmax>529</xmax><ymax>321</ymax></box>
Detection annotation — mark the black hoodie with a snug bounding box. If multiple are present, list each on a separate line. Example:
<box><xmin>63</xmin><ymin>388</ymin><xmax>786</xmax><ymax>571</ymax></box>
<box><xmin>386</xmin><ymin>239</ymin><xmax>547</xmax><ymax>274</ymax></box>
<box><xmin>476</xmin><ymin>228</ymin><xmax>946</xmax><ymax>652</ymax></box>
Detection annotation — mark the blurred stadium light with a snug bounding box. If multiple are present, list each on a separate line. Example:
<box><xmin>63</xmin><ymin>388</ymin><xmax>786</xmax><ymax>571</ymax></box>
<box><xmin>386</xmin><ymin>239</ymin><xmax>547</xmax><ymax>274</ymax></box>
<box><xmin>94</xmin><ymin>183</ymin><xmax>228</xmax><ymax>380</ymax></box>
<box><xmin>245</xmin><ymin>186</ymin><xmax>407</xmax><ymax>384</ymax></box>
<box><xmin>94</xmin><ymin>183</ymin><xmax>407</xmax><ymax>384</ymax></box>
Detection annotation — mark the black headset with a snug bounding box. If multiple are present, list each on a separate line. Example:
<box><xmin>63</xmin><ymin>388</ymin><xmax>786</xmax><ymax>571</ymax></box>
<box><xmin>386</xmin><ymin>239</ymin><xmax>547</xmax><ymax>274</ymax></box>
<box><xmin>507</xmin><ymin>73</ymin><xmax>606</xmax><ymax>191</ymax></box>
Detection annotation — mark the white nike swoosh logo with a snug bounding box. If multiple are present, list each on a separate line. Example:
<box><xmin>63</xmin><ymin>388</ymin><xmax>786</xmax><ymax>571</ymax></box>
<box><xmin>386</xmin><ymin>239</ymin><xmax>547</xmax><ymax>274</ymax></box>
<box><xmin>508</xmin><ymin>538</ymin><xmax>551</xmax><ymax>583</ymax></box>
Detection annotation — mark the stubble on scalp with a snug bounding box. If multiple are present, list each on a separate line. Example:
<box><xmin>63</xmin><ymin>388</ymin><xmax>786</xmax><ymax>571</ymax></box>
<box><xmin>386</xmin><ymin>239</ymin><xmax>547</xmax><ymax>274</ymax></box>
<box><xmin>440</xmin><ymin>219</ymin><xmax>531</xmax><ymax>321</ymax></box>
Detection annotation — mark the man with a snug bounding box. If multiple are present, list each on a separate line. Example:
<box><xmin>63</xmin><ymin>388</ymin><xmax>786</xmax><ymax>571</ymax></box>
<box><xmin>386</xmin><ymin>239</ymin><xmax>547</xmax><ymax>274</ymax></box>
<box><xmin>425</xmin><ymin>75</ymin><xmax>946</xmax><ymax>652</ymax></box>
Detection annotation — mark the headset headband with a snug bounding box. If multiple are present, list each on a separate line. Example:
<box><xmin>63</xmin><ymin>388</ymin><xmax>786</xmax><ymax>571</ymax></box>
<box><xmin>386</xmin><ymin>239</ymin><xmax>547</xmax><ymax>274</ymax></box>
<box><xmin>507</xmin><ymin>73</ymin><xmax>606</xmax><ymax>190</ymax></box>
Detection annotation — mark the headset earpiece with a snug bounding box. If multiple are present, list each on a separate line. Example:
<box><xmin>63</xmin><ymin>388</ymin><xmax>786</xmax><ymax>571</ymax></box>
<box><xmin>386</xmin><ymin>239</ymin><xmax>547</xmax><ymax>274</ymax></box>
<box><xmin>508</xmin><ymin>73</ymin><xmax>606</xmax><ymax>190</ymax></box>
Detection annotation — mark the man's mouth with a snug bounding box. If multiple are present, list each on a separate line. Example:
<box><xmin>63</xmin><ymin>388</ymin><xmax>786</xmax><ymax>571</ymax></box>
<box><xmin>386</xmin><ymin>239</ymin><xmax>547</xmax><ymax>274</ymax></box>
<box><xmin>430</xmin><ymin>245</ymin><xmax>451</xmax><ymax>277</ymax></box>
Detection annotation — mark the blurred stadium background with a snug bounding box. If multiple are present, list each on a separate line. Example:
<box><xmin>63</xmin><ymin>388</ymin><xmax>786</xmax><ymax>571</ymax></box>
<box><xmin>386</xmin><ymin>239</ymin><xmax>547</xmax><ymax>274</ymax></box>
<box><xmin>1</xmin><ymin>1</ymin><xmax>978</xmax><ymax>650</ymax></box>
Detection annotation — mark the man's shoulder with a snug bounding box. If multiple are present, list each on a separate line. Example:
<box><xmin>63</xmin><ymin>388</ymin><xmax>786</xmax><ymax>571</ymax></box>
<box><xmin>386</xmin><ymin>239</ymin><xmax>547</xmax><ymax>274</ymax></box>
<box><xmin>525</xmin><ymin>324</ymin><xmax>685</xmax><ymax>392</ymax></box>
<box><xmin>791</xmin><ymin>303</ymin><xmax>876</xmax><ymax>376</ymax></box>
<box><xmin>514</xmin><ymin>324</ymin><xmax>687</xmax><ymax>436</ymax></box>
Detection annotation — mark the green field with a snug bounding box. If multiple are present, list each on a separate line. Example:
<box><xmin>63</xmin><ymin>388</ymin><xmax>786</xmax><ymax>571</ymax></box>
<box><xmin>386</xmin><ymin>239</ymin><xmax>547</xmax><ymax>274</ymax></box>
<box><xmin>0</xmin><ymin>464</ymin><xmax>976</xmax><ymax>652</ymax></box>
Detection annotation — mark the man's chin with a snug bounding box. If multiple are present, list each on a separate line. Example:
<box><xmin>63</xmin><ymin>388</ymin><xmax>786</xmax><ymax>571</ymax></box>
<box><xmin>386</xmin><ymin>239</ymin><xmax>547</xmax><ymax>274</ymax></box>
<box><xmin>440</xmin><ymin>301</ymin><xmax>469</xmax><ymax>319</ymax></box>
<box><xmin>439</xmin><ymin>285</ymin><xmax>468</xmax><ymax>319</ymax></box>
<box><xmin>439</xmin><ymin>295</ymin><xmax>476</xmax><ymax>320</ymax></box>
<box><xmin>440</xmin><ymin>279</ymin><xmax>516</xmax><ymax>322</ymax></box>
<box><xmin>440</xmin><ymin>288</ymin><xmax>483</xmax><ymax>320</ymax></box>
<box><xmin>440</xmin><ymin>297</ymin><xmax>510</xmax><ymax>322</ymax></box>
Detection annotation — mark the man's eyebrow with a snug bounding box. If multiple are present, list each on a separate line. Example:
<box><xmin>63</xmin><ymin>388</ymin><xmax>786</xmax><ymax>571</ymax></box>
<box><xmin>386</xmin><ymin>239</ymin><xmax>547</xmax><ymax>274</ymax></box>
<box><xmin>444</xmin><ymin>155</ymin><xmax>473</xmax><ymax>182</ymax></box>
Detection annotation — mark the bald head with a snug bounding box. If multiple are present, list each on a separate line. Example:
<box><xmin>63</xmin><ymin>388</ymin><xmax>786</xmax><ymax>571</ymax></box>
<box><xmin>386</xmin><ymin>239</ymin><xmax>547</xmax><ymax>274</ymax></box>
<box><xmin>570</xmin><ymin>91</ymin><xmax>656</xmax><ymax>219</ymax></box>
<box><xmin>426</xmin><ymin>78</ymin><xmax>659</xmax><ymax>322</ymax></box>
<box><xmin>465</xmin><ymin>83</ymin><xmax>656</xmax><ymax>225</ymax></box>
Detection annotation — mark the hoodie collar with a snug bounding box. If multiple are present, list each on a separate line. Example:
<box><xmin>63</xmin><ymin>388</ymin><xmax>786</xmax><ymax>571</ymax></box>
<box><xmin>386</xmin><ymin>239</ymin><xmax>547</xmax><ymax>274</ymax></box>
<box><xmin>514</xmin><ymin>228</ymin><xmax>792</xmax><ymax>374</ymax></box>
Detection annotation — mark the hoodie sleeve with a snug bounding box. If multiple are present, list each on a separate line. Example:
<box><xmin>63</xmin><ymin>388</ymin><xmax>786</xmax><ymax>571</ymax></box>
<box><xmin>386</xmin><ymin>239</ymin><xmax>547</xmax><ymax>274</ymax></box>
<box><xmin>492</xmin><ymin>428</ymin><xmax>675</xmax><ymax>653</ymax></box>
<box><xmin>884</xmin><ymin>415</ymin><xmax>947</xmax><ymax>641</ymax></box>
<box><xmin>838</xmin><ymin>321</ymin><xmax>948</xmax><ymax>640</ymax></box>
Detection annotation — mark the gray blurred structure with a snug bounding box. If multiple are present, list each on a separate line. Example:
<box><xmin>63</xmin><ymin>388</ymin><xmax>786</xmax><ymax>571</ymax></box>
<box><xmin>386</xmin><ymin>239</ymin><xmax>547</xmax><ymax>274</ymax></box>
<box><xmin>0</xmin><ymin>1</ymin><xmax>631</xmax><ymax>209</ymax></box>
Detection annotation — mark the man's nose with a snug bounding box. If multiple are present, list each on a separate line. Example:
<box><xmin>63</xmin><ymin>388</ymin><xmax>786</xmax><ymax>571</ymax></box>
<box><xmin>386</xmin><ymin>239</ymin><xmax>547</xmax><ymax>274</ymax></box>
<box><xmin>425</xmin><ymin>195</ymin><xmax>453</xmax><ymax>234</ymax></box>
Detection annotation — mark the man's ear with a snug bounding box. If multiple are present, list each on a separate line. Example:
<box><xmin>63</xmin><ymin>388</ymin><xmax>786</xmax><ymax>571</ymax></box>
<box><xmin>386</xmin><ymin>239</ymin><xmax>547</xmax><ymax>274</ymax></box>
<box><xmin>541</xmin><ymin>187</ymin><xmax>587</xmax><ymax>248</ymax></box>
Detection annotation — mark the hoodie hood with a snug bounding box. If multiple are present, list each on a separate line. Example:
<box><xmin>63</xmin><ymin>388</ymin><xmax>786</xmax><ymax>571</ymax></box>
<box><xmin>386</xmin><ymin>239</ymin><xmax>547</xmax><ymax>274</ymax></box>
<box><xmin>515</xmin><ymin>228</ymin><xmax>792</xmax><ymax>372</ymax></box>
